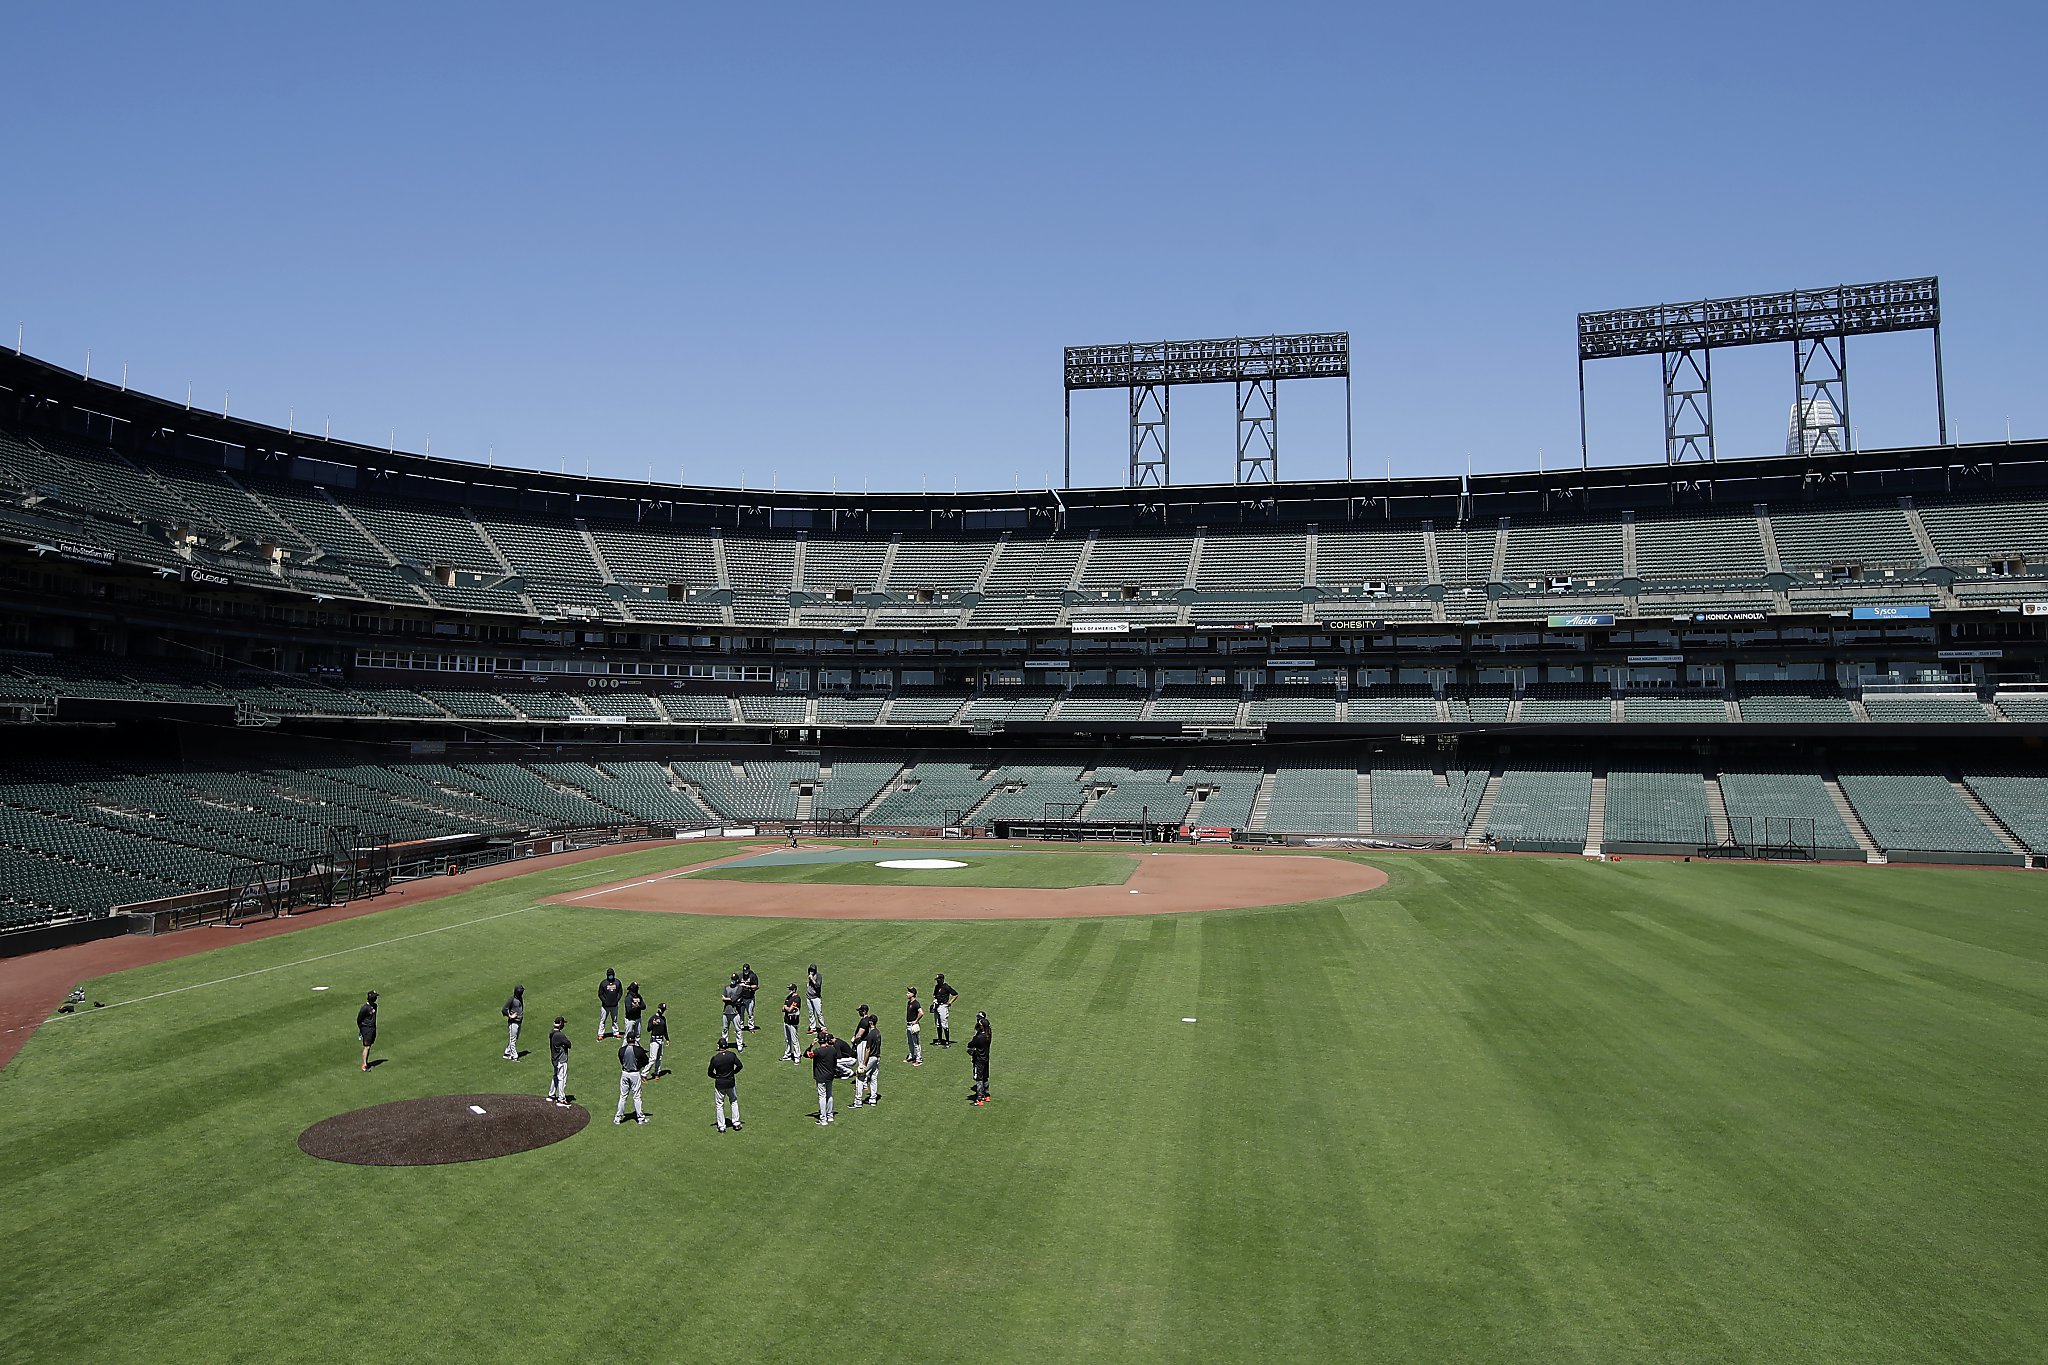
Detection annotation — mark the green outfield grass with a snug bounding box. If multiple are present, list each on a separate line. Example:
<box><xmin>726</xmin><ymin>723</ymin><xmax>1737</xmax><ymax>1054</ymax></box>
<box><xmin>687</xmin><ymin>850</ymin><xmax>1137</xmax><ymax>888</ymax></box>
<box><xmin>3</xmin><ymin>847</ymin><xmax>2045</xmax><ymax>1363</ymax></box>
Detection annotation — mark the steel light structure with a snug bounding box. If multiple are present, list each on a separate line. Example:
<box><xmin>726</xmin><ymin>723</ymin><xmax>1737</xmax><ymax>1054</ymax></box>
<box><xmin>1064</xmin><ymin>333</ymin><xmax>1351</xmax><ymax>487</ymax></box>
<box><xmin>1578</xmin><ymin>278</ymin><xmax>1945</xmax><ymax>465</ymax></box>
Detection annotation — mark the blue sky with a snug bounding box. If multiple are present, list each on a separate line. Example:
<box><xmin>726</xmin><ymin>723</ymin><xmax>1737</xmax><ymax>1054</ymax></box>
<box><xmin>5</xmin><ymin>1</ymin><xmax>2042</xmax><ymax>491</ymax></box>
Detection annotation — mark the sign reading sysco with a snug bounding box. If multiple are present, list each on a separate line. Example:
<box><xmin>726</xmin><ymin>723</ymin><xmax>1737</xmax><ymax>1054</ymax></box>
<box><xmin>1547</xmin><ymin>613</ymin><xmax>1614</xmax><ymax>628</ymax></box>
<box><xmin>1850</xmin><ymin>605</ymin><xmax>1932</xmax><ymax>620</ymax></box>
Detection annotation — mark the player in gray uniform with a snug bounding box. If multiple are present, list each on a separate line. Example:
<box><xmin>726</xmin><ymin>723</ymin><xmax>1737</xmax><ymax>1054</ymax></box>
<box><xmin>614</xmin><ymin>1037</ymin><xmax>650</xmax><ymax>1125</ymax></box>
<box><xmin>808</xmin><ymin>1030</ymin><xmax>846</xmax><ymax>1125</ymax></box>
<box><xmin>708</xmin><ymin>1040</ymin><xmax>744</xmax><ymax>1132</ymax></box>
<box><xmin>623</xmin><ymin>983</ymin><xmax>646</xmax><ymax>1044</ymax></box>
<box><xmin>501</xmin><ymin>984</ymin><xmax>524</xmax><ymax>1060</ymax></box>
<box><xmin>720</xmin><ymin>974</ymin><xmax>746</xmax><ymax>1051</ymax></box>
<box><xmin>905</xmin><ymin>986</ymin><xmax>924</xmax><ymax>1066</ymax></box>
<box><xmin>642</xmin><ymin>1003</ymin><xmax>669</xmax><ymax>1079</ymax></box>
<box><xmin>738</xmin><ymin>964</ymin><xmax>760</xmax><ymax>1031</ymax></box>
<box><xmin>781</xmin><ymin>985</ymin><xmax>803</xmax><ymax>1062</ymax></box>
<box><xmin>851</xmin><ymin>1005</ymin><xmax>883</xmax><ymax>1108</ymax></box>
<box><xmin>805</xmin><ymin>964</ymin><xmax>825</xmax><ymax>1031</ymax></box>
<box><xmin>546</xmin><ymin>1017</ymin><xmax>571</xmax><ymax>1104</ymax></box>
<box><xmin>597</xmin><ymin>968</ymin><xmax>622</xmax><ymax>1038</ymax></box>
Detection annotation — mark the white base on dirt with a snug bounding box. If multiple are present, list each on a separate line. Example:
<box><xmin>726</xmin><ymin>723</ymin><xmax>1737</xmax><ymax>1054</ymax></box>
<box><xmin>876</xmin><ymin>859</ymin><xmax>967</xmax><ymax>870</ymax></box>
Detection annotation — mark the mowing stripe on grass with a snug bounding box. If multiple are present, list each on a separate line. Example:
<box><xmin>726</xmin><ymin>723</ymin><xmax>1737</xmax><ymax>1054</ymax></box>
<box><xmin>35</xmin><ymin>902</ymin><xmax>553</xmax><ymax>1022</ymax></box>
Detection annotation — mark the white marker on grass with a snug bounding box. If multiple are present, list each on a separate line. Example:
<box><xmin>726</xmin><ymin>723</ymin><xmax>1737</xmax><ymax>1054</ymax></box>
<box><xmin>1182</xmin><ymin>1018</ymin><xmax>1198</xmax><ymax>1024</ymax></box>
<box><xmin>311</xmin><ymin>986</ymin><xmax>329</xmax><ymax>991</ymax></box>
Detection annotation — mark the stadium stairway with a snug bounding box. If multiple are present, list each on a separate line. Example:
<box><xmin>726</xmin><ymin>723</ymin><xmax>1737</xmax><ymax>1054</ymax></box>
<box><xmin>1948</xmin><ymin>777</ymin><xmax>2029</xmax><ymax>857</ymax></box>
<box><xmin>1247</xmin><ymin>769</ymin><xmax>1276</xmax><ymax>832</ymax></box>
<box><xmin>1466</xmin><ymin>770</ymin><xmax>1502</xmax><ymax>843</ymax></box>
<box><xmin>1584</xmin><ymin>772</ymin><xmax>1606</xmax><ymax>855</ymax></box>
<box><xmin>1355</xmin><ymin>770</ymin><xmax>1372</xmax><ymax>836</ymax></box>
<box><xmin>1822</xmin><ymin>774</ymin><xmax>1885</xmax><ymax>863</ymax></box>
<box><xmin>1704</xmin><ymin>773</ymin><xmax>1733</xmax><ymax>844</ymax></box>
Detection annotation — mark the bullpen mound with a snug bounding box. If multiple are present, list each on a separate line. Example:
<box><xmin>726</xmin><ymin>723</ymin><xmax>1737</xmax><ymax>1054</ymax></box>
<box><xmin>299</xmin><ymin>1093</ymin><xmax>587</xmax><ymax>1166</ymax></box>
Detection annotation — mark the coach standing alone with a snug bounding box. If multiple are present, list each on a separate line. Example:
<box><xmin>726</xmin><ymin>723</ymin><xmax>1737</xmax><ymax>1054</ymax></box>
<box><xmin>967</xmin><ymin>1011</ymin><xmax>992</xmax><ymax>1105</ymax></box>
<box><xmin>357</xmin><ymin>990</ymin><xmax>378</xmax><ymax>1071</ymax></box>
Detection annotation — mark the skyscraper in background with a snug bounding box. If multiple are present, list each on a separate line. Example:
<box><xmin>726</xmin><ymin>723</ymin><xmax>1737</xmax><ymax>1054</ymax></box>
<box><xmin>1787</xmin><ymin>396</ymin><xmax>1847</xmax><ymax>455</ymax></box>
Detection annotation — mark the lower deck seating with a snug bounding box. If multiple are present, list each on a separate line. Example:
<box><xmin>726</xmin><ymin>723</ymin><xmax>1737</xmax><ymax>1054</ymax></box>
<box><xmin>1835</xmin><ymin>770</ymin><xmax>2008</xmax><ymax>854</ymax></box>
<box><xmin>1603</xmin><ymin>768</ymin><xmax>1707</xmax><ymax>845</ymax></box>
<box><xmin>1483</xmin><ymin>767</ymin><xmax>1591</xmax><ymax>847</ymax></box>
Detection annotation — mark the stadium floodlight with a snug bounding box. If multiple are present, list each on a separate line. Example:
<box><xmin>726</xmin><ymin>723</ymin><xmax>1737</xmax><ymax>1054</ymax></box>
<box><xmin>1063</xmin><ymin>332</ymin><xmax>1351</xmax><ymax>488</ymax></box>
<box><xmin>1576</xmin><ymin>278</ymin><xmax>1945</xmax><ymax>465</ymax></box>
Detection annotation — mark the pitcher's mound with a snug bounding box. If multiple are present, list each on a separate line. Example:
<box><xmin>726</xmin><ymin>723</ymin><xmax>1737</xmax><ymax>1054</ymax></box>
<box><xmin>299</xmin><ymin>1093</ymin><xmax>587</xmax><ymax>1166</ymax></box>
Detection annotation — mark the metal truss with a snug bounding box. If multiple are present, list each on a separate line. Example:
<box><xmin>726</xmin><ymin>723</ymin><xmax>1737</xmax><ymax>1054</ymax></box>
<box><xmin>1793</xmin><ymin>334</ymin><xmax>1850</xmax><ymax>454</ymax></box>
<box><xmin>1577</xmin><ymin>277</ymin><xmax>1944</xmax><ymax>466</ymax></box>
<box><xmin>1235</xmin><ymin>377</ymin><xmax>1278</xmax><ymax>483</ymax></box>
<box><xmin>1064</xmin><ymin>332</ymin><xmax>1349</xmax><ymax>487</ymax></box>
<box><xmin>1129</xmin><ymin>382</ymin><xmax>1169</xmax><ymax>487</ymax></box>
<box><xmin>1662</xmin><ymin>348</ymin><xmax>1715</xmax><ymax>463</ymax></box>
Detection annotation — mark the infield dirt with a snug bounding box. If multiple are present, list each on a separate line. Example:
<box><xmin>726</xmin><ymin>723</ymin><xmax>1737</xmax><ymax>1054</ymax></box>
<box><xmin>550</xmin><ymin>848</ymin><xmax>1387</xmax><ymax>919</ymax></box>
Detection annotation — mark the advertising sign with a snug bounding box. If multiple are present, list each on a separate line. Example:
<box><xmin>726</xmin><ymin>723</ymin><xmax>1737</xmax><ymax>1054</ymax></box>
<box><xmin>1850</xmin><ymin>605</ymin><xmax>1931</xmax><ymax>620</ymax></box>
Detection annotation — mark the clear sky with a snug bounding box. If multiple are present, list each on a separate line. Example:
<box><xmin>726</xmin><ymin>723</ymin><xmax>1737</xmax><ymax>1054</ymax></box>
<box><xmin>5</xmin><ymin>1</ymin><xmax>2042</xmax><ymax>492</ymax></box>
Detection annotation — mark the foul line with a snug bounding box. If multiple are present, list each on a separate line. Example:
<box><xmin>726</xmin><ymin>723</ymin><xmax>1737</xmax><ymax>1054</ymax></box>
<box><xmin>34</xmin><ymin>902</ymin><xmax>552</xmax><ymax>1026</ymax></box>
<box><xmin>563</xmin><ymin>870</ymin><xmax>694</xmax><ymax>901</ymax></box>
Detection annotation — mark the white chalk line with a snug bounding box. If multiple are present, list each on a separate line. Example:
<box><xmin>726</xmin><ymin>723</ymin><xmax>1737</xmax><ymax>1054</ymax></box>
<box><xmin>25</xmin><ymin>902</ymin><xmax>553</xmax><ymax>1030</ymax></box>
<box><xmin>562</xmin><ymin>869</ymin><xmax>695</xmax><ymax>901</ymax></box>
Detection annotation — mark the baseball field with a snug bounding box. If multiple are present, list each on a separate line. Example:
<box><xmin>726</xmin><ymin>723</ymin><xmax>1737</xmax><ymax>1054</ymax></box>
<box><xmin>2</xmin><ymin>843</ymin><xmax>2044</xmax><ymax>1363</ymax></box>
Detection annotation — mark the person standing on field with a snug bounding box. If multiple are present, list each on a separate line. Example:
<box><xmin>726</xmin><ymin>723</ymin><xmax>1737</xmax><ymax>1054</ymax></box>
<box><xmin>597</xmin><ymin>968</ymin><xmax>623</xmax><ymax>1039</ymax></box>
<box><xmin>643</xmin><ymin>1003</ymin><xmax>669</xmax><ymax>1079</ymax></box>
<box><xmin>709</xmin><ymin>1039</ymin><xmax>744</xmax><ymax>1133</ymax></box>
<box><xmin>851</xmin><ymin>1005</ymin><xmax>883</xmax><ymax>1108</ymax></box>
<box><xmin>357</xmin><ymin>990</ymin><xmax>378</xmax><ymax>1071</ymax></box>
<box><xmin>809</xmin><ymin>1029</ymin><xmax>845</xmax><ymax>1125</ymax></box>
<box><xmin>721</xmin><ymin>974</ymin><xmax>746</xmax><ymax>1050</ymax></box>
<box><xmin>738</xmin><ymin>963</ymin><xmax>760</xmax><ymax>1031</ymax></box>
<box><xmin>501</xmin><ymin>984</ymin><xmax>524</xmax><ymax>1060</ymax></box>
<box><xmin>904</xmin><ymin>986</ymin><xmax>924</xmax><ymax>1066</ymax></box>
<box><xmin>623</xmin><ymin>982</ymin><xmax>646</xmax><ymax>1044</ymax></box>
<box><xmin>806</xmin><ymin>963</ymin><xmax>825</xmax><ymax>1032</ymax></box>
<box><xmin>547</xmin><ymin>1016</ymin><xmax>571</xmax><ymax>1105</ymax></box>
<box><xmin>615</xmin><ymin>1035</ymin><xmax>650</xmax><ymax>1125</ymax></box>
<box><xmin>933</xmin><ymin>973</ymin><xmax>959</xmax><ymax>1047</ymax></box>
<box><xmin>781</xmin><ymin>985</ymin><xmax>803</xmax><ymax>1062</ymax></box>
<box><xmin>967</xmin><ymin>1011</ymin><xmax>992</xmax><ymax>1105</ymax></box>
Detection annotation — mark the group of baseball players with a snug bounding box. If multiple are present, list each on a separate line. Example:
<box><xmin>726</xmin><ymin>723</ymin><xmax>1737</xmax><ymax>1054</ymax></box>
<box><xmin>350</xmin><ymin>961</ymin><xmax>995</xmax><ymax>1132</ymax></box>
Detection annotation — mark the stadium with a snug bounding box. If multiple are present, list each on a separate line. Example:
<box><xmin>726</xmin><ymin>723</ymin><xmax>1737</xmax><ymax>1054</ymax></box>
<box><xmin>3</xmin><ymin>291</ymin><xmax>2046</xmax><ymax>1360</ymax></box>
<box><xmin>4</xmin><ymin>8</ymin><xmax>2047</xmax><ymax>1356</ymax></box>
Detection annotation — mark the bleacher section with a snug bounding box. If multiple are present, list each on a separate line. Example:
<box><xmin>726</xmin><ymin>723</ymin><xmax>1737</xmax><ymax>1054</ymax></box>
<box><xmin>1716</xmin><ymin>770</ymin><xmax>1859</xmax><ymax>853</ymax></box>
<box><xmin>1961</xmin><ymin>770</ymin><xmax>2048</xmax><ymax>854</ymax></box>
<box><xmin>1603</xmin><ymin>768</ymin><xmax>1708</xmax><ymax>847</ymax></box>
<box><xmin>1835</xmin><ymin>770</ymin><xmax>2010</xmax><ymax>857</ymax></box>
<box><xmin>1483</xmin><ymin>767</ymin><xmax>1592</xmax><ymax>850</ymax></box>
<box><xmin>1260</xmin><ymin>767</ymin><xmax>1360</xmax><ymax>834</ymax></box>
<box><xmin>1371</xmin><ymin>761</ymin><xmax>1483</xmax><ymax>837</ymax></box>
